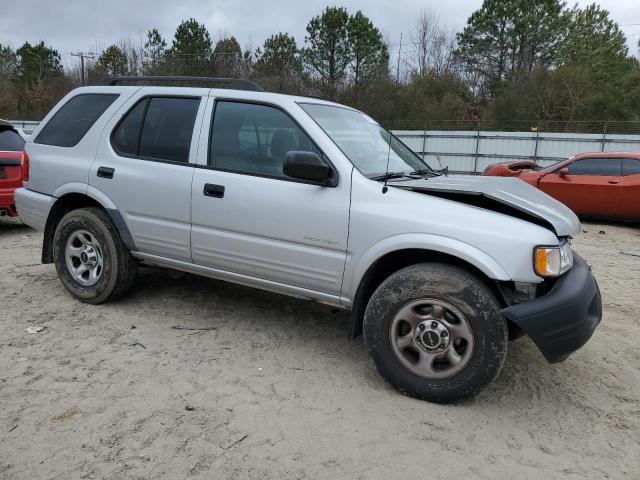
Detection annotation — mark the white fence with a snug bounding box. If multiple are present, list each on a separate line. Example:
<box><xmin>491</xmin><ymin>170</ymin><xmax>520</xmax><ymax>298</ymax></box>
<box><xmin>10</xmin><ymin>120</ymin><xmax>640</xmax><ymax>175</ymax></box>
<box><xmin>9</xmin><ymin>120</ymin><xmax>40</xmax><ymax>136</ymax></box>
<box><xmin>393</xmin><ymin>130</ymin><xmax>640</xmax><ymax>174</ymax></box>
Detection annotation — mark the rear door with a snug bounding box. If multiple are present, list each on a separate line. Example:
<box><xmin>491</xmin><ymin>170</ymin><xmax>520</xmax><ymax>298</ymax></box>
<box><xmin>539</xmin><ymin>157</ymin><xmax>622</xmax><ymax>217</ymax></box>
<box><xmin>617</xmin><ymin>158</ymin><xmax>640</xmax><ymax>220</ymax></box>
<box><xmin>91</xmin><ymin>89</ymin><xmax>208</xmax><ymax>262</ymax></box>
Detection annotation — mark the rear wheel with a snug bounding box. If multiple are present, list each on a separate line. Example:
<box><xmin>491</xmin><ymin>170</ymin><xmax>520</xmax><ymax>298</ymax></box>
<box><xmin>53</xmin><ymin>207</ymin><xmax>137</xmax><ymax>304</ymax></box>
<box><xmin>363</xmin><ymin>263</ymin><xmax>508</xmax><ymax>403</ymax></box>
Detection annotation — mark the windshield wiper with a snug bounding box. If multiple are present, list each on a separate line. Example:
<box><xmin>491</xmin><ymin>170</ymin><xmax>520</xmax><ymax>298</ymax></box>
<box><xmin>409</xmin><ymin>168</ymin><xmax>440</xmax><ymax>177</ymax></box>
<box><xmin>370</xmin><ymin>171</ymin><xmax>415</xmax><ymax>182</ymax></box>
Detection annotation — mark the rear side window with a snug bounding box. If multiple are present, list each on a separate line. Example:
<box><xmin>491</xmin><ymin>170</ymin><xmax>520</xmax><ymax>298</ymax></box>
<box><xmin>0</xmin><ymin>128</ymin><xmax>25</xmax><ymax>151</ymax></box>
<box><xmin>35</xmin><ymin>94</ymin><xmax>118</xmax><ymax>147</ymax></box>
<box><xmin>112</xmin><ymin>97</ymin><xmax>200</xmax><ymax>163</ymax></box>
<box><xmin>567</xmin><ymin>158</ymin><xmax>621</xmax><ymax>176</ymax></box>
<box><xmin>622</xmin><ymin>159</ymin><xmax>640</xmax><ymax>176</ymax></box>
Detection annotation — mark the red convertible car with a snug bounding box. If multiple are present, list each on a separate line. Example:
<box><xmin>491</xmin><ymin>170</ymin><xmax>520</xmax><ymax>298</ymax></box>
<box><xmin>0</xmin><ymin>119</ymin><xmax>27</xmax><ymax>218</ymax></box>
<box><xmin>485</xmin><ymin>152</ymin><xmax>640</xmax><ymax>221</ymax></box>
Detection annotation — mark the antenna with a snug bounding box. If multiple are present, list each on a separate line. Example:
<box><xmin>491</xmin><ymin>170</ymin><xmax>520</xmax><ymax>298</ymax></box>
<box><xmin>382</xmin><ymin>32</ymin><xmax>403</xmax><ymax>194</ymax></box>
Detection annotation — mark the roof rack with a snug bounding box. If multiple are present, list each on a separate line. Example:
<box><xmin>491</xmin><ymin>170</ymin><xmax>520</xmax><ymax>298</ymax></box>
<box><xmin>99</xmin><ymin>76</ymin><xmax>264</xmax><ymax>92</ymax></box>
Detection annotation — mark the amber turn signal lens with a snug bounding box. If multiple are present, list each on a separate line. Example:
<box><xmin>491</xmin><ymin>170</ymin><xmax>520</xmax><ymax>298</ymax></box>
<box><xmin>534</xmin><ymin>248</ymin><xmax>549</xmax><ymax>277</ymax></box>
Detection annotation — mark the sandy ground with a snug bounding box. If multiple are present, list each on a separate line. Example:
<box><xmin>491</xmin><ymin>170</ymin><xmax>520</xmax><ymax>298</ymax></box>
<box><xmin>0</xmin><ymin>217</ymin><xmax>639</xmax><ymax>480</ymax></box>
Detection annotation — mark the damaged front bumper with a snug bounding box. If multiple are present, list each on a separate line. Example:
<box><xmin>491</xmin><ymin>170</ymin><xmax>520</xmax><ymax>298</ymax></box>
<box><xmin>501</xmin><ymin>252</ymin><xmax>602</xmax><ymax>363</ymax></box>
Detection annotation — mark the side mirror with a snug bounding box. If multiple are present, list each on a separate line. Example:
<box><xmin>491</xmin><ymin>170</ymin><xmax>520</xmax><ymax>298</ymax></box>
<box><xmin>559</xmin><ymin>167</ymin><xmax>569</xmax><ymax>177</ymax></box>
<box><xmin>283</xmin><ymin>151</ymin><xmax>336</xmax><ymax>186</ymax></box>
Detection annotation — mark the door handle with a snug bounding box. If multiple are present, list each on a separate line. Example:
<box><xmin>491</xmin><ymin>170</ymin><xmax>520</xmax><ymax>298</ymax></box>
<box><xmin>203</xmin><ymin>183</ymin><xmax>225</xmax><ymax>198</ymax></box>
<box><xmin>97</xmin><ymin>166</ymin><xmax>115</xmax><ymax>179</ymax></box>
<box><xmin>608</xmin><ymin>180</ymin><xmax>620</xmax><ymax>184</ymax></box>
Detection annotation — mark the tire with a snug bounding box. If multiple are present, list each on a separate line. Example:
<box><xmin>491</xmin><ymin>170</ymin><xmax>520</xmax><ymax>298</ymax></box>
<box><xmin>53</xmin><ymin>207</ymin><xmax>137</xmax><ymax>304</ymax></box>
<box><xmin>363</xmin><ymin>263</ymin><xmax>508</xmax><ymax>403</ymax></box>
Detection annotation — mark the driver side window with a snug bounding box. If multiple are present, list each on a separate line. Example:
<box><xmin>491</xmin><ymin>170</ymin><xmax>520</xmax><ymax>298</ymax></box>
<box><xmin>209</xmin><ymin>101</ymin><xmax>322</xmax><ymax>180</ymax></box>
<box><xmin>567</xmin><ymin>158</ymin><xmax>621</xmax><ymax>176</ymax></box>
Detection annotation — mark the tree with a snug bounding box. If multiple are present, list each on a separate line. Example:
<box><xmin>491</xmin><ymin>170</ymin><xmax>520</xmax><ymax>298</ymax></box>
<box><xmin>212</xmin><ymin>36</ymin><xmax>243</xmax><ymax>77</ymax></box>
<box><xmin>120</xmin><ymin>39</ymin><xmax>142</xmax><ymax>76</ymax></box>
<box><xmin>400</xmin><ymin>71</ymin><xmax>471</xmax><ymax>130</ymax></box>
<box><xmin>0</xmin><ymin>44</ymin><xmax>16</xmax><ymax>79</ymax></box>
<box><xmin>254</xmin><ymin>33</ymin><xmax>303</xmax><ymax>92</ymax></box>
<box><xmin>410</xmin><ymin>8</ymin><xmax>457</xmax><ymax>76</ymax></box>
<box><xmin>12</xmin><ymin>42</ymin><xmax>64</xmax><ymax>119</ymax></box>
<box><xmin>14</xmin><ymin>41</ymin><xmax>63</xmax><ymax>88</ymax></box>
<box><xmin>347</xmin><ymin>10</ymin><xmax>389</xmax><ymax>104</ymax></box>
<box><xmin>558</xmin><ymin>4</ymin><xmax>629</xmax><ymax>81</ymax></box>
<box><xmin>303</xmin><ymin>6</ymin><xmax>351</xmax><ymax>99</ymax></box>
<box><xmin>96</xmin><ymin>45</ymin><xmax>128</xmax><ymax>76</ymax></box>
<box><xmin>143</xmin><ymin>29</ymin><xmax>167</xmax><ymax>75</ymax></box>
<box><xmin>0</xmin><ymin>45</ymin><xmax>18</xmax><ymax>117</ymax></box>
<box><xmin>455</xmin><ymin>0</ymin><xmax>568</xmax><ymax>100</ymax></box>
<box><xmin>166</xmin><ymin>18</ymin><xmax>212</xmax><ymax>75</ymax></box>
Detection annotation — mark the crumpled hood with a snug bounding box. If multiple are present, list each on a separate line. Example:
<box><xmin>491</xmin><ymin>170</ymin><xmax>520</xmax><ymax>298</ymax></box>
<box><xmin>395</xmin><ymin>175</ymin><xmax>581</xmax><ymax>237</ymax></box>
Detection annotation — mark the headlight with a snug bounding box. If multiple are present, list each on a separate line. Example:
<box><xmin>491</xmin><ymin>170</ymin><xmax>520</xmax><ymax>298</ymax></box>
<box><xmin>534</xmin><ymin>242</ymin><xmax>573</xmax><ymax>277</ymax></box>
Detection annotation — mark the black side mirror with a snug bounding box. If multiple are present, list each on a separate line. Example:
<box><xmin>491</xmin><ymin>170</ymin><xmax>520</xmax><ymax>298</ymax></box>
<box><xmin>283</xmin><ymin>151</ymin><xmax>336</xmax><ymax>186</ymax></box>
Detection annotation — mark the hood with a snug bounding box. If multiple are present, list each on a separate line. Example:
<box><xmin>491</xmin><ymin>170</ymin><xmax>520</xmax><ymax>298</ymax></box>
<box><xmin>395</xmin><ymin>175</ymin><xmax>580</xmax><ymax>237</ymax></box>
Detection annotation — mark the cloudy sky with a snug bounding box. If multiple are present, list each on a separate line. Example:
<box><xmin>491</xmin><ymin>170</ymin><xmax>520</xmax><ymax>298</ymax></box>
<box><xmin>2</xmin><ymin>0</ymin><xmax>639</xmax><ymax>68</ymax></box>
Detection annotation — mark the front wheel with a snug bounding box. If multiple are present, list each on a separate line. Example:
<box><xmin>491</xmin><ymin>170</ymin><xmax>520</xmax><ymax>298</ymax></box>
<box><xmin>53</xmin><ymin>207</ymin><xmax>137</xmax><ymax>304</ymax></box>
<box><xmin>363</xmin><ymin>263</ymin><xmax>508</xmax><ymax>403</ymax></box>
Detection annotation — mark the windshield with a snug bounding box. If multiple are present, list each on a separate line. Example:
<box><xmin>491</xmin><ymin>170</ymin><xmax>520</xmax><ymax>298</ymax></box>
<box><xmin>299</xmin><ymin>103</ymin><xmax>434</xmax><ymax>178</ymax></box>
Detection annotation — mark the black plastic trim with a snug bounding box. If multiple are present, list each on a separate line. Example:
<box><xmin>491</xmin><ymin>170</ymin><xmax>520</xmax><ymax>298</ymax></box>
<box><xmin>501</xmin><ymin>253</ymin><xmax>602</xmax><ymax>363</ymax></box>
<box><xmin>0</xmin><ymin>159</ymin><xmax>21</xmax><ymax>166</ymax></box>
<box><xmin>203</xmin><ymin>183</ymin><xmax>225</xmax><ymax>198</ymax></box>
<box><xmin>105</xmin><ymin>208</ymin><xmax>137</xmax><ymax>252</ymax></box>
<box><xmin>97</xmin><ymin>166</ymin><xmax>115</xmax><ymax>179</ymax></box>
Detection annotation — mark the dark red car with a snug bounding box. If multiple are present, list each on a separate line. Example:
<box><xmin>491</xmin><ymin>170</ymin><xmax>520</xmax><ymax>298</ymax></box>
<box><xmin>0</xmin><ymin>120</ymin><xmax>27</xmax><ymax>218</ymax></box>
<box><xmin>485</xmin><ymin>152</ymin><xmax>640</xmax><ymax>221</ymax></box>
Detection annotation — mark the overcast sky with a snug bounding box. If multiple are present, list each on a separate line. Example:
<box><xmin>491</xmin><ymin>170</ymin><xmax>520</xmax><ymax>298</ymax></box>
<box><xmin>2</xmin><ymin>0</ymin><xmax>639</xmax><ymax>69</ymax></box>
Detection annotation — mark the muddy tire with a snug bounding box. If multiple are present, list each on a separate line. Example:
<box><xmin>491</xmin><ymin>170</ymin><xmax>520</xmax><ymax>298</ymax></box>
<box><xmin>53</xmin><ymin>207</ymin><xmax>137</xmax><ymax>304</ymax></box>
<box><xmin>363</xmin><ymin>263</ymin><xmax>508</xmax><ymax>403</ymax></box>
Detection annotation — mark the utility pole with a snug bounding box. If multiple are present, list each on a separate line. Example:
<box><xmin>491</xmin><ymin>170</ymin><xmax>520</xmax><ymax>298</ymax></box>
<box><xmin>395</xmin><ymin>33</ymin><xmax>403</xmax><ymax>86</ymax></box>
<box><xmin>71</xmin><ymin>52</ymin><xmax>95</xmax><ymax>86</ymax></box>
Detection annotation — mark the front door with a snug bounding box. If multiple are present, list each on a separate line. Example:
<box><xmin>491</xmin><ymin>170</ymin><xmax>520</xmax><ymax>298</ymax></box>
<box><xmin>190</xmin><ymin>99</ymin><xmax>350</xmax><ymax>296</ymax></box>
<box><xmin>91</xmin><ymin>91</ymin><xmax>207</xmax><ymax>262</ymax></box>
<box><xmin>539</xmin><ymin>157</ymin><xmax>622</xmax><ymax>217</ymax></box>
<box><xmin>617</xmin><ymin>158</ymin><xmax>640</xmax><ymax>219</ymax></box>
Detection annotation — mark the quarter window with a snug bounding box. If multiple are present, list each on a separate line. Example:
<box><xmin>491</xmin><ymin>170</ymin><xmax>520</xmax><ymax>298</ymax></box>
<box><xmin>112</xmin><ymin>99</ymin><xmax>147</xmax><ymax>156</ymax></box>
<box><xmin>567</xmin><ymin>158</ymin><xmax>621</xmax><ymax>176</ymax></box>
<box><xmin>622</xmin><ymin>159</ymin><xmax>640</xmax><ymax>176</ymax></box>
<box><xmin>111</xmin><ymin>96</ymin><xmax>200</xmax><ymax>163</ymax></box>
<box><xmin>36</xmin><ymin>94</ymin><xmax>118</xmax><ymax>147</ymax></box>
<box><xmin>209</xmin><ymin>101</ymin><xmax>323</xmax><ymax>179</ymax></box>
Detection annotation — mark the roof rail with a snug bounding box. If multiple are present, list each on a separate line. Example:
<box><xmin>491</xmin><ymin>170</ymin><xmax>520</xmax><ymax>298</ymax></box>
<box><xmin>99</xmin><ymin>76</ymin><xmax>264</xmax><ymax>92</ymax></box>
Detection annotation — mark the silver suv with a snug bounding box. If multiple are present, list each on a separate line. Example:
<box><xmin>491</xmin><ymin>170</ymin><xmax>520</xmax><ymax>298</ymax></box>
<box><xmin>15</xmin><ymin>77</ymin><xmax>602</xmax><ymax>403</ymax></box>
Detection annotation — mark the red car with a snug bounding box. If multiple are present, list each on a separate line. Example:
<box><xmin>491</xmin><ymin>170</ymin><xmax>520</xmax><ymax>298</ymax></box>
<box><xmin>0</xmin><ymin>120</ymin><xmax>27</xmax><ymax>218</ymax></box>
<box><xmin>483</xmin><ymin>160</ymin><xmax>542</xmax><ymax>176</ymax></box>
<box><xmin>485</xmin><ymin>152</ymin><xmax>640</xmax><ymax>221</ymax></box>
